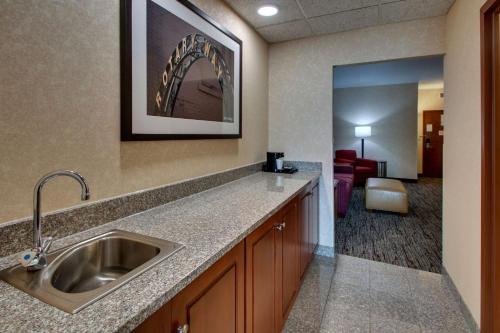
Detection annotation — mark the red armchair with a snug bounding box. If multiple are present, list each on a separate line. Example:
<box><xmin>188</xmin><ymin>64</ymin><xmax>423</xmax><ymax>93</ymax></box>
<box><xmin>334</xmin><ymin>150</ymin><xmax>378</xmax><ymax>186</ymax></box>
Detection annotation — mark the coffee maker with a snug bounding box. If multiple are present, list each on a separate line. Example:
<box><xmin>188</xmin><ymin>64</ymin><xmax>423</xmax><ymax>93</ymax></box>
<box><xmin>263</xmin><ymin>152</ymin><xmax>297</xmax><ymax>174</ymax></box>
<box><xmin>265</xmin><ymin>152</ymin><xmax>284</xmax><ymax>172</ymax></box>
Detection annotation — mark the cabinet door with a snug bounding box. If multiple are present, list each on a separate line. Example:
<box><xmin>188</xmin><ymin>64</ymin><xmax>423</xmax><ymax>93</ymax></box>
<box><xmin>134</xmin><ymin>302</ymin><xmax>171</xmax><ymax>333</ymax></box>
<box><xmin>298</xmin><ymin>190</ymin><xmax>310</xmax><ymax>279</ymax></box>
<box><xmin>245</xmin><ymin>216</ymin><xmax>282</xmax><ymax>333</ymax></box>
<box><xmin>171</xmin><ymin>242</ymin><xmax>245</xmax><ymax>333</ymax></box>
<box><xmin>310</xmin><ymin>183</ymin><xmax>320</xmax><ymax>253</ymax></box>
<box><xmin>280</xmin><ymin>201</ymin><xmax>299</xmax><ymax>320</ymax></box>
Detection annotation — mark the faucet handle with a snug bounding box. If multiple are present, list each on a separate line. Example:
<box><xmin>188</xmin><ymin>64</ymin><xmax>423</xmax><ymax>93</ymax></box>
<box><xmin>18</xmin><ymin>237</ymin><xmax>52</xmax><ymax>269</ymax></box>
<box><xmin>41</xmin><ymin>237</ymin><xmax>53</xmax><ymax>253</ymax></box>
<box><xmin>18</xmin><ymin>250</ymin><xmax>39</xmax><ymax>268</ymax></box>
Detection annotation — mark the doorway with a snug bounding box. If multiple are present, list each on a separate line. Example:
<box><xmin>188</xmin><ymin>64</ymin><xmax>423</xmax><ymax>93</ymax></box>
<box><xmin>332</xmin><ymin>56</ymin><xmax>445</xmax><ymax>273</ymax></box>
<box><xmin>422</xmin><ymin>110</ymin><xmax>444</xmax><ymax>178</ymax></box>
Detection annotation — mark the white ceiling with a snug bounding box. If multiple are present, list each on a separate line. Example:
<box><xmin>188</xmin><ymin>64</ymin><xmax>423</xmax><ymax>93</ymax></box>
<box><xmin>224</xmin><ymin>0</ymin><xmax>456</xmax><ymax>43</ymax></box>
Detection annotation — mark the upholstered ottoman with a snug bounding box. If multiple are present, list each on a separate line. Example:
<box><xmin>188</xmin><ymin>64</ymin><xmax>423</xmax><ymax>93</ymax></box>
<box><xmin>365</xmin><ymin>178</ymin><xmax>408</xmax><ymax>214</ymax></box>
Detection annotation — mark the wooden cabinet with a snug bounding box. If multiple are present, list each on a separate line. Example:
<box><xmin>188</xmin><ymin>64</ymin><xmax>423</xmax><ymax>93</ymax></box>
<box><xmin>134</xmin><ymin>302</ymin><xmax>171</xmax><ymax>333</ymax></box>
<box><xmin>280</xmin><ymin>201</ymin><xmax>299</xmax><ymax>320</ymax></box>
<box><xmin>134</xmin><ymin>242</ymin><xmax>245</xmax><ymax>333</ymax></box>
<box><xmin>135</xmin><ymin>179</ymin><xmax>319</xmax><ymax>333</ymax></box>
<box><xmin>310</xmin><ymin>182</ymin><xmax>320</xmax><ymax>254</ymax></box>
<box><xmin>245</xmin><ymin>199</ymin><xmax>298</xmax><ymax>333</ymax></box>
<box><xmin>245</xmin><ymin>212</ymin><xmax>282</xmax><ymax>333</ymax></box>
<box><xmin>171</xmin><ymin>242</ymin><xmax>245</xmax><ymax>333</ymax></box>
<box><xmin>299</xmin><ymin>180</ymin><xmax>320</xmax><ymax>280</ymax></box>
<box><xmin>298</xmin><ymin>189</ymin><xmax>311</xmax><ymax>279</ymax></box>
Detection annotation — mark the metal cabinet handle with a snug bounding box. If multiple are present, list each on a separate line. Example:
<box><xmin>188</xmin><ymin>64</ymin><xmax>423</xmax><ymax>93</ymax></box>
<box><xmin>275</xmin><ymin>222</ymin><xmax>286</xmax><ymax>231</ymax></box>
<box><xmin>177</xmin><ymin>324</ymin><xmax>189</xmax><ymax>333</ymax></box>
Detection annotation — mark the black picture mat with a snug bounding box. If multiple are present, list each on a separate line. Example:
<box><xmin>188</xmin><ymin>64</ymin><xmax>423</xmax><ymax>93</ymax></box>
<box><xmin>120</xmin><ymin>0</ymin><xmax>243</xmax><ymax>141</ymax></box>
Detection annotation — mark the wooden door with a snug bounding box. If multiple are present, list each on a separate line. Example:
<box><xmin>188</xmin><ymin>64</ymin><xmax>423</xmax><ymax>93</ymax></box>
<box><xmin>134</xmin><ymin>302</ymin><xmax>171</xmax><ymax>333</ymax></box>
<box><xmin>481</xmin><ymin>2</ymin><xmax>500</xmax><ymax>331</ymax></box>
<box><xmin>245</xmin><ymin>216</ymin><xmax>282</xmax><ymax>333</ymax></box>
<box><xmin>298</xmin><ymin>190</ymin><xmax>310</xmax><ymax>279</ymax></box>
<box><xmin>310</xmin><ymin>183</ymin><xmax>319</xmax><ymax>253</ymax></box>
<box><xmin>171</xmin><ymin>242</ymin><xmax>245</xmax><ymax>333</ymax></box>
<box><xmin>280</xmin><ymin>201</ymin><xmax>298</xmax><ymax>320</ymax></box>
<box><xmin>423</xmin><ymin>110</ymin><xmax>444</xmax><ymax>178</ymax></box>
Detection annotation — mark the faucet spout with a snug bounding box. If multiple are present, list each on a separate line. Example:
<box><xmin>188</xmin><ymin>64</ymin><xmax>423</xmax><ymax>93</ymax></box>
<box><xmin>28</xmin><ymin>170</ymin><xmax>90</xmax><ymax>270</ymax></box>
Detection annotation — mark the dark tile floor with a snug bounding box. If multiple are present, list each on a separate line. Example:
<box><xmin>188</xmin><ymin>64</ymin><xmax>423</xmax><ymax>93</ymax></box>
<box><xmin>283</xmin><ymin>255</ymin><xmax>472</xmax><ymax>333</ymax></box>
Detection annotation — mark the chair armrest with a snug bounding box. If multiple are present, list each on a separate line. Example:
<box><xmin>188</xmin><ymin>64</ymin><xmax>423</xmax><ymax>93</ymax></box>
<box><xmin>334</xmin><ymin>158</ymin><xmax>355</xmax><ymax>165</ymax></box>
<box><xmin>356</xmin><ymin>158</ymin><xmax>378</xmax><ymax>169</ymax></box>
<box><xmin>334</xmin><ymin>163</ymin><xmax>354</xmax><ymax>174</ymax></box>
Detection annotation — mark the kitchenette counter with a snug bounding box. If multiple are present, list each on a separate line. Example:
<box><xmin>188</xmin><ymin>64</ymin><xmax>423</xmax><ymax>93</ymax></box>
<box><xmin>0</xmin><ymin>171</ymin><xmax>320</xmax><ymax>333</ymax></box>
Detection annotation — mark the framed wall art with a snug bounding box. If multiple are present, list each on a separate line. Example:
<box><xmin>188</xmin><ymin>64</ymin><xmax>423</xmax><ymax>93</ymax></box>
<box><xmin>121</xmin><ymin>0</ymin><xmax>242</xmax><ymax>140</ymax></box>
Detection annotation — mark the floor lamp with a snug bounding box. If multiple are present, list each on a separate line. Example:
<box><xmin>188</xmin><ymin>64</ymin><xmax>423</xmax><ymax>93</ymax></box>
<box><xmin>355</xmin><ymin>126</ymin><xmax>371</xmax><ymax>158</ymax></box>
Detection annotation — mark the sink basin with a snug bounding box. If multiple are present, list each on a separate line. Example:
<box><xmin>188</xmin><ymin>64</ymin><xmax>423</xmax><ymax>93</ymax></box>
<box><xmin>51</xmin><ymin>236</ymin><xmax>162</xmax><ymax>293</ymax></box>
<box><xmin>0</xmin><ymin>230</ymin><xmax>183</xmax><ymax>313</ymax></box>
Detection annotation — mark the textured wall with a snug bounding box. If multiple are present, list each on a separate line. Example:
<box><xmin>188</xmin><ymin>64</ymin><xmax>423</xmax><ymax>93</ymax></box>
<box><xmin>334</xmin><ymin>83</ymin><xmax>419</xmax><ymax>179</ymax></box>
<box><xmin>0</xmin><ymin>0</ymin><xmax>268</xmax><ymax>223</ymax></box>
<box><xmin>269</xmin><ymin>16</ymin><xmax>446</xmax><ymax>248</ymax></box>
<box><xmin>417</xmin><ymin>88</ymin><xmax>444</xmax><ymax>174</ymax></box>
<box><xmin>443</xmin><ymin>0</ymin><xmax>484</xmax><ymax>324</ymax></box>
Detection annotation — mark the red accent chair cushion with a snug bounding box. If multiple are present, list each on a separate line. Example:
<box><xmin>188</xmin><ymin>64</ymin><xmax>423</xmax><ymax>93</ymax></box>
<box><xmin>335</xmin><ymin>150</ymin><xmax>378</xmax><ymax>186</ymax></box>
<box><xmin>334</xmin><ymin>163</ymin><xmax>354</xmax><ymax>217</ymax></box>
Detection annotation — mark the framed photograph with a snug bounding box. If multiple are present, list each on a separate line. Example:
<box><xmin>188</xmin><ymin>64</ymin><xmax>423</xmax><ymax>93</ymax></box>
<box><xmin>121</xmin><ymin>0</ymin><xmax>242</xmax><ymax>140</ymax></box>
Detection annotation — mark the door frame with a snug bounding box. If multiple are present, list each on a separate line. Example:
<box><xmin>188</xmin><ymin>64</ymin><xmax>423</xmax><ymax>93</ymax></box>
<box><xmin>422</xmin><ymin>110</ymin><xmax>444</xmax><ymax>178</ymax></box>
<box><xmin>481</xmin><ymin>1</ymin><xmax>500</xmax><ymax>331</ymax></box>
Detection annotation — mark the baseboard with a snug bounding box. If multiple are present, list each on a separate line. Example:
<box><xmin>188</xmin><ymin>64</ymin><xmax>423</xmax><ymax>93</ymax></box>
<box><xmin>385</xmin><ymin>177</ymin><xmax>418</xmax><ymax>183</ymax></box>
<box><xmin>442</xmin><ymin>267</ymin><xmax>480</xmax><ymax>333</ymax></box>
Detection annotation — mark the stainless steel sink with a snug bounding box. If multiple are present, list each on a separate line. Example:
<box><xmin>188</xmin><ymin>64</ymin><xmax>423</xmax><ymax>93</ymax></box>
<box><xmin>0</xmin><ymin>230</ymin><xmax>183</xmax><ymax>313</ymax></box>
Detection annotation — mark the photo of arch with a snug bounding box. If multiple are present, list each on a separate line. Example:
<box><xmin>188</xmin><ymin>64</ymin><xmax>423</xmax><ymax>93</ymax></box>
<box><xmin>121</xmin><ymin>0</ymin><xmax>242</xmax><ymax>140</ymax></box>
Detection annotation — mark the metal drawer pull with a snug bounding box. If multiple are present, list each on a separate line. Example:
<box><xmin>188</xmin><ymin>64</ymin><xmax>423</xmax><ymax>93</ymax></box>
<box><xmin>177</xmin><ymin>324</ymin><xmax>189</xmax><ymax>333</ymax></box>
<box><xmin>275</xmin><ymin>222</ymin><xmax>286</xmax><ymax>231</ymax></box>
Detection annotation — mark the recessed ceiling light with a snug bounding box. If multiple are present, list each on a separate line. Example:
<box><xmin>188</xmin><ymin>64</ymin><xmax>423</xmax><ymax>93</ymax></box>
<box><xmin>257</xmin><ymin>5</ymin><xmax>278</xmax><ymax>17</ymax></box>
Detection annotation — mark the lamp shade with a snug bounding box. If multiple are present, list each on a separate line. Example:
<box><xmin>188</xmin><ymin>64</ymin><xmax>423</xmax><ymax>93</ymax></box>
<box><xmin>355</xmin><ymin>126</ymin><xmax>371</xmax><ymax>138</ymax></box>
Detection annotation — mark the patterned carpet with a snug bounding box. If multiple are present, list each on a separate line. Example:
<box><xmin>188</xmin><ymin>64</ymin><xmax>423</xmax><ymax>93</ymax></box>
<box><xmin>335</xmin><ymin>178</ymin><xmax>442</xmax><ymax>273</ymax></box>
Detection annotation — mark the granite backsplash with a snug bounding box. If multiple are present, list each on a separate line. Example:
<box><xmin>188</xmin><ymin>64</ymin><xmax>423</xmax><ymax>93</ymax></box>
<box><xmin>0</xmin><ymin>161</ymin><xmax>322</xmax><ymax>257</ymax></box>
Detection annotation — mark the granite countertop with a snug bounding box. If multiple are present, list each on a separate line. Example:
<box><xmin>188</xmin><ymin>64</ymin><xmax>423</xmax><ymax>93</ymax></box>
<box><xmin>0</xmin><ymin>171</ymin><xmax>320</xmax><ymax>333</ymax></box>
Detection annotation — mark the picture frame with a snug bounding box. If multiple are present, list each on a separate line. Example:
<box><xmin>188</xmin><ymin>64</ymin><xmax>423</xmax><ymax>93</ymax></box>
<box><xmin>120</xmin><ymin>0</ymin><xmax>243</xmax><ymax>140</ymax></box>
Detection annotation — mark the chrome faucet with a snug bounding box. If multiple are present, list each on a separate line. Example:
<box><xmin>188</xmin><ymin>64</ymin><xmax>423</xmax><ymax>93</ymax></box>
<box><xmin>21</xmin><ymin>170</ymin><xmax>90</xmax><ymax>271</ymax></box>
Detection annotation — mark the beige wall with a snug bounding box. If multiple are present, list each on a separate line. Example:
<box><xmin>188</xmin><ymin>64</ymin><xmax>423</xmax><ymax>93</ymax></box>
<box><xmin>417</xmin><ymin>88</ymin><xmax>444</xmax><ymax>174</ymax></box>
<box><xmin>0</xmin><ymin>0</ymin><xmax>268</xmax><ymax>224</ymax></box>
<box><xmin>443</xmin><ymin>0</ymin><xmax>485</xmax><ymax>324</ymax></box>
<box><xmin>269</xmin><ymin>16</ymin><xmax>446</xmax><ymax>248</ymax></box>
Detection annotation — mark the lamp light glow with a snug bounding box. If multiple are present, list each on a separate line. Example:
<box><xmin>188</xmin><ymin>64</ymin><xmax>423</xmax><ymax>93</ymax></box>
<box><xmin>257</xmin><ymin>5</ymin><xmax>278</xmax><ymax>16</ymax></box>
<box><xmin>355</xmin><ymin>126</ymin><xmax>372</xmax><ymax>138</ymax></box>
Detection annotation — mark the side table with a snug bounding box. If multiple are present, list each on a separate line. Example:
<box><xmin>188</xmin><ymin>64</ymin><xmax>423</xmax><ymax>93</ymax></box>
<box><xmin>377</xmin><ymin>161</ymin><xmax>387</xmax><ymax>178</ymax></box>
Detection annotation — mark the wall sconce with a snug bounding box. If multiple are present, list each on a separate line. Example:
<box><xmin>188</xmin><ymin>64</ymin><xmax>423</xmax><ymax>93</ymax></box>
<box><xmin>355</xmin><ymin>126</ymin><xmax>371</xmax><ymax>158</ymax></box>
